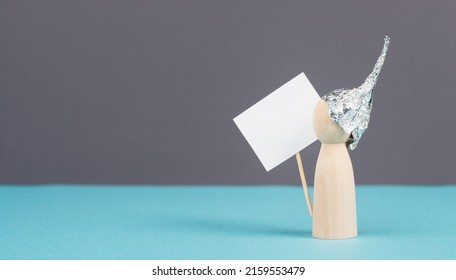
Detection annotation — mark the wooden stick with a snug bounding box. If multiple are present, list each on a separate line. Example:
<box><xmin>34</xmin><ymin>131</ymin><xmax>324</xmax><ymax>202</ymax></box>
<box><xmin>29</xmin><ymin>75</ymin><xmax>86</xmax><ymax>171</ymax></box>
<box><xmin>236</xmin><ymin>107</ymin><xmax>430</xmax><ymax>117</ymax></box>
<box><xmin>296</xmin><ymin>152</ymin><xmax>313</xmax><ymax>216</ymax></box>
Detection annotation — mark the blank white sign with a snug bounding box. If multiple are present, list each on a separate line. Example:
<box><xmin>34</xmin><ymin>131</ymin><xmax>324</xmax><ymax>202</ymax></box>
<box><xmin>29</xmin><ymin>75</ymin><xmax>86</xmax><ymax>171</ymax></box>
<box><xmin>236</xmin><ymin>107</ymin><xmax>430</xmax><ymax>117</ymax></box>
<box><xmin>233</xmin><ymin>73</ymin><xmax>321</xmax><ymax>171</ymax></box>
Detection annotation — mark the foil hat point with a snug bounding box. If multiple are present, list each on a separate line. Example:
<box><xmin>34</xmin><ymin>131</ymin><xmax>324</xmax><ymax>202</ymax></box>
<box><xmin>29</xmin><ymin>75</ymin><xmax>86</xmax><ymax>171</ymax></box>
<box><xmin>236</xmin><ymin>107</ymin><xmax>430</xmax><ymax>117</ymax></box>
<box><xmin>322</xmin><ymin>36</ymin><xmax>390</xmax><ymax>150</ymax></box>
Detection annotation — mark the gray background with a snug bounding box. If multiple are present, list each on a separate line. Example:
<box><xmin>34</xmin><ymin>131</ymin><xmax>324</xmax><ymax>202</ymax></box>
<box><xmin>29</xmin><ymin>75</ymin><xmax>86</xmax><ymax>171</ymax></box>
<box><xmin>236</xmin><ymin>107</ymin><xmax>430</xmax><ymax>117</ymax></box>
<box><xmin>1</xmin><ymin>0</ymin><xmax>455</xmax><ymax>185</ymax></box>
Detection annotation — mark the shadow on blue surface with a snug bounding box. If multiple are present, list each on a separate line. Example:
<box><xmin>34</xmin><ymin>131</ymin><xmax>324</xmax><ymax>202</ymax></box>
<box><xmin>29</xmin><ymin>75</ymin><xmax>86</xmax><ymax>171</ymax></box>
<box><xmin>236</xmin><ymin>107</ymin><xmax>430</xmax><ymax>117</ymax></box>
<box><xmin>169</xmin><ymin>215</ymin><xmax>311</xmax><ymax>239</ymax></box>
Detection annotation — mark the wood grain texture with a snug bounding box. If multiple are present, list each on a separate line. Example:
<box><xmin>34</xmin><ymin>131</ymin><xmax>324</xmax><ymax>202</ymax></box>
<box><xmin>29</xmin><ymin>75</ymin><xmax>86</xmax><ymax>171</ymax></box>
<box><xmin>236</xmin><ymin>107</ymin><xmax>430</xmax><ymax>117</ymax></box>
<box><xmin>312</xmin><ymin>100</ymin><xmax>357</xmax><ymax>239</ymax></box>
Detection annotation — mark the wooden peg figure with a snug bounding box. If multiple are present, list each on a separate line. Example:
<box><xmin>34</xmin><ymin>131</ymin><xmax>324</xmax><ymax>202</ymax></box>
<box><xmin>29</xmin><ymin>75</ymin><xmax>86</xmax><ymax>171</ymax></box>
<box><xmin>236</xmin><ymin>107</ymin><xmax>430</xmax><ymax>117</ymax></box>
<box><xmin>312</xmin><ymin>99</ymin><xmax>356</xmax><ymax>239</ymax></box>
<box><xmin>311</xmin><ymin>36</ymin><xmax>390</xmax><ymax>239</ymax></box>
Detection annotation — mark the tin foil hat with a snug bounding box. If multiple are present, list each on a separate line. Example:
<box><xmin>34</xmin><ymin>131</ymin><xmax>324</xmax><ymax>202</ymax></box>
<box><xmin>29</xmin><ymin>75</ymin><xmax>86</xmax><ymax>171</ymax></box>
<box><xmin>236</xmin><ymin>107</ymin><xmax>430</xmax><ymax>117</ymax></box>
<box><xmin>322</xmin><ymin>36</ymin><xmax>390</xmax><ymax>150</ymax></box>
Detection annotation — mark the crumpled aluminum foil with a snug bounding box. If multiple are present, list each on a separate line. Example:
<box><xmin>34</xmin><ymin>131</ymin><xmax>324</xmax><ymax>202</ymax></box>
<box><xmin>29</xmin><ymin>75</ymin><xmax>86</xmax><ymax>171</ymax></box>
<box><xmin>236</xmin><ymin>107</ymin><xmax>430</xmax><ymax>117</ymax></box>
<box><xmin>322</xmin><ymin>36</ymin><xmax>390</xmax><ymax>150</ymax></box>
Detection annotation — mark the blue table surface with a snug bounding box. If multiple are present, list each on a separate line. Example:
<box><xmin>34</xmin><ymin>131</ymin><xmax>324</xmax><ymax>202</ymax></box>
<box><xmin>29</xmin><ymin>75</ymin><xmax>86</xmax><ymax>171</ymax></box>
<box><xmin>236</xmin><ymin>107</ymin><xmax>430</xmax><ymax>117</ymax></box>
<box><xmin>0</xmin><ymin>185</ymin><xmax>455</xmax><ymax>260</ymax></box>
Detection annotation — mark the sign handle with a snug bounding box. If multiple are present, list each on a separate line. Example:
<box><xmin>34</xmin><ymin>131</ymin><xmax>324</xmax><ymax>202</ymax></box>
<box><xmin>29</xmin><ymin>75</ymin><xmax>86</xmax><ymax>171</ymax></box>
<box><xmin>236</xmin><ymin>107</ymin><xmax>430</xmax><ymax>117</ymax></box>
<box><xmin>296</xmin><ymin>152</ymin><xmax>313</xmax><ymax>216</ymax></box>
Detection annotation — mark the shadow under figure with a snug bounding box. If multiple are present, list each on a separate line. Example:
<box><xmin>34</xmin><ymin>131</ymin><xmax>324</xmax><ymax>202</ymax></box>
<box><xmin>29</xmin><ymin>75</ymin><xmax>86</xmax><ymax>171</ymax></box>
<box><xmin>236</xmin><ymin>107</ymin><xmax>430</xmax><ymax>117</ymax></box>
<box><xmin>312</xmin><ymin>36</ymin><xmax>390</xmax><ymax>239</ymax></box>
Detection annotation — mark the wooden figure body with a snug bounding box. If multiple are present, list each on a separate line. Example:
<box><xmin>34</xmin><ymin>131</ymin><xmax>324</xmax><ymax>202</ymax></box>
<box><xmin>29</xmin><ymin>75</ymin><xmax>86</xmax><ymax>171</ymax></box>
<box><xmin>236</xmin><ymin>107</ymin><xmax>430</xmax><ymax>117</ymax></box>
<box><xmin>307</xmin><ymin>36</ymin><xmax>390</xmax><ymax>239</ymax></box>
<box><xmin>312</xmin><ymin>100</ymin><xmax>357</xmax><ymax>239</ymax></box>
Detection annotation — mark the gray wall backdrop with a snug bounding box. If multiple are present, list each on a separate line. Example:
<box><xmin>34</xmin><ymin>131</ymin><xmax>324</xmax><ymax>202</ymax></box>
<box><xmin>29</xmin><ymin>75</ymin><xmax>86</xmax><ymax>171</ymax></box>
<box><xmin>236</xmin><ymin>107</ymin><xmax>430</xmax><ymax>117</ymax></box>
<box><xmin>1</xmin><ymin>0</ymin><xmax>455</xmax><ymax>185</ymax></box>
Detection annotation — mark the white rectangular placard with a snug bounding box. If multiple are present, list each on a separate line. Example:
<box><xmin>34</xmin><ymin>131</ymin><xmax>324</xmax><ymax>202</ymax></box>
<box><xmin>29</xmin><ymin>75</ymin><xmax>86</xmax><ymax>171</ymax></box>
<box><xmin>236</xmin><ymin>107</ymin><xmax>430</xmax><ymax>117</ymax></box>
<box><xmin>233</xmin><ymin>73</ymin><xmax>321</xmax><ymax>171</ymax></box>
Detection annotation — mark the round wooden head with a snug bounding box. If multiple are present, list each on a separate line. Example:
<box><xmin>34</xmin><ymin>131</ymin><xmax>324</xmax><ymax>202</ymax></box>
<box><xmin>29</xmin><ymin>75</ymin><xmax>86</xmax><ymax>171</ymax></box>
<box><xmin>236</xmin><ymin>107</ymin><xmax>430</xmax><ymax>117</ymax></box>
<box><xmin>313</xmin><ymin>100</ymin><xmax>350</xmax><ymax>144</ymax></box>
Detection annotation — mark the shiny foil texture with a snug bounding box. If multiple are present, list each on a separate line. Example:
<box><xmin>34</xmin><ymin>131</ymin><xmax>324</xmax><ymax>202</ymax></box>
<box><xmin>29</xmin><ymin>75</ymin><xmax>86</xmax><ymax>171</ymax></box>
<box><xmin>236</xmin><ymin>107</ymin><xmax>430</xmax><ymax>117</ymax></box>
<box><xmin>322</xmin><ymin>36</ymin><xmax>390</xmax><ymax>150</ymax></box>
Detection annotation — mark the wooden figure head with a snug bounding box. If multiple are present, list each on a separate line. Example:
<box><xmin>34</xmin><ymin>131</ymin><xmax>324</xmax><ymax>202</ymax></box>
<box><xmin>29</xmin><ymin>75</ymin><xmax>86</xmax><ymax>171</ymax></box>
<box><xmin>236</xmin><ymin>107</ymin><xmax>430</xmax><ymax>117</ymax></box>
<box><xmin>313</xmin><ymin>100</ymin><xmax>350</xmax><ymax>145</ymax></box>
